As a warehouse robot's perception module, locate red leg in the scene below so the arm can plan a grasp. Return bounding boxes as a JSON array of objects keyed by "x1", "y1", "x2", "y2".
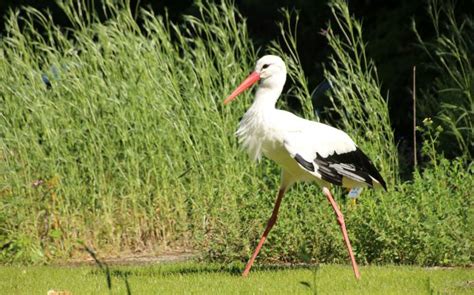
[
  {"x1": 323, "y1": 187, "x2": 361, "y2": 280},
  {"x1": 242, "y1": 188, "x2": 286, "y2": 277}
]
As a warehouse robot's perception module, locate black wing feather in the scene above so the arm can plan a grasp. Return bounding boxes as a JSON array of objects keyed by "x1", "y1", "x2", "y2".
[
  {"x1": 294, "y1": 154, "x2": 315, "y2": 172},
  {"x1": 295, "y1": 147, "x2": 387, "y2": 190},
  {"x1": 317, "y1": 147, "x2": 387, "y2": 190}
]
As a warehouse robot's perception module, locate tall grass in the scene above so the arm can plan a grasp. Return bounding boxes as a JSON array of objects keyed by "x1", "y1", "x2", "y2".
[
  {"x1": 0, "y1": 0, "x2": 472, "y2": 267},
  {"x1": 322, "y1": 0, "x2": 399, "y2": 185},
  {"x1": 413, "y1": 0, "x2": 473, "y2": 159},
  {"x1": 268, "y1": 9, "x2": 314, "y2": 119},
  {"x1": 1, "y1": 0, "x2": 262, "y2": 262}
]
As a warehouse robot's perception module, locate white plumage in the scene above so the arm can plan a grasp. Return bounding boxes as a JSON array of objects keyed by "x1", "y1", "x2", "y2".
[
  {"x1": 224, "y1": 55, "x2": 387, "y2": 280},
  {"x1": 230, "y1": 55, "x2": 385, "y2": 190}
]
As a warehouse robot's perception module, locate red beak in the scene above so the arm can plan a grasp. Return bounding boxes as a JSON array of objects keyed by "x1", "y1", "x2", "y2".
[{"x1": 224, "y1": 71, "x2": 261, "y2": 105}]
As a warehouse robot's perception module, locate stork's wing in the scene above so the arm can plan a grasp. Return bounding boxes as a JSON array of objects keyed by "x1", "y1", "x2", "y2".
[{"x1": 282, "y1": 118, "x2": 387, "y2": 190}]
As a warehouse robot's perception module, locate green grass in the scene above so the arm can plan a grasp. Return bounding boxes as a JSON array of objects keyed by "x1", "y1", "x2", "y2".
[
  {"x1": 323, "y1": 0, "x2": 399, "y2": 183},
  {"x1": 0, "y1": 0, "x2": 472, "y2": 267},
  {"x1": 0, "y1": 262, "x2": 473, "y2": 294},
  {"x1": 413, "y1": 0, "x2": 473, "y2": 159}
]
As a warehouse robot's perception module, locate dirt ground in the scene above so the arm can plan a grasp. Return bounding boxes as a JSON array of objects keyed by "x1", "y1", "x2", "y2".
[{"x1": 59, "y1": 251, "x2": 198, "y2": 267}]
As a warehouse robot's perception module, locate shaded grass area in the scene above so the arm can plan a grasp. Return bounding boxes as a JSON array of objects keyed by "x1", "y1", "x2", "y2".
[{"x1": 1, "y1": 262, "x2": 473, "y2": 294}]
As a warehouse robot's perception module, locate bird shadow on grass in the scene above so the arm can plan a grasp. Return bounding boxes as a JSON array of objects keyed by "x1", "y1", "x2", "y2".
[
  {"x1": 86, "y1": 257, "x2": 319, "y2": 279},
  {"x1": 84, "y1": 245, "x2": 321, "y2": 295}
]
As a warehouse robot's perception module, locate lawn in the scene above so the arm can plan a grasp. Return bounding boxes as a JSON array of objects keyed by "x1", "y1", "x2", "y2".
[{"x1": 1, "y1": 262, "x2": 472, "y2": 294}]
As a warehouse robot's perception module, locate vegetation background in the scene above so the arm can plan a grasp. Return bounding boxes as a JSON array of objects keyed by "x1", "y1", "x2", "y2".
[{"x1": 0, "y1": 0, "x2": 472, "y2": 268}]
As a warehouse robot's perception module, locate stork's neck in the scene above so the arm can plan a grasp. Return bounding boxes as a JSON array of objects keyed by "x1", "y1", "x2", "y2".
[
  {"x1": 237, "y1": 74, "x2": 285, "y2": 162},
  {"x1": 249, "y1": 75, "x2": 286, "y2": 112}
]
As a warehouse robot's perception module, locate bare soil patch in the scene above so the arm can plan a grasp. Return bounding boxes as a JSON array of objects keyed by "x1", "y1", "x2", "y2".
[{"x1": 57, "y1": 251, "x2": 198, "y2": 267}]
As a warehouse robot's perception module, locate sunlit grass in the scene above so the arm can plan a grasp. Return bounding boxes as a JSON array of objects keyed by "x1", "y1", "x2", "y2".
[{"x1": 1, "y1": 262, "x2": 473, "y2": 294}]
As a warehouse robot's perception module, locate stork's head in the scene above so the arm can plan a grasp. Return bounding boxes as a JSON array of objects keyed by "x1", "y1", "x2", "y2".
[
  {"x1": 224, "y1": 55, "x2": 287, "y2": 105},
  {"x1": 255, "y1": 55, "x2": 286, "y2": 80}
]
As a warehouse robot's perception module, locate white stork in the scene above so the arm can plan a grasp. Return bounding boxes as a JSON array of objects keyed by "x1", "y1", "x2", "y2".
[{"x1": 224, "y1": 55, "x2": 387, "y2": 280}]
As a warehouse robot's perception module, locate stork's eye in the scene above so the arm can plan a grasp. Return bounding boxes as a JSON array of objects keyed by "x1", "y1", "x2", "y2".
[{"x1": 262, "y1": 64, "x2": 270, "y2": 69}]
